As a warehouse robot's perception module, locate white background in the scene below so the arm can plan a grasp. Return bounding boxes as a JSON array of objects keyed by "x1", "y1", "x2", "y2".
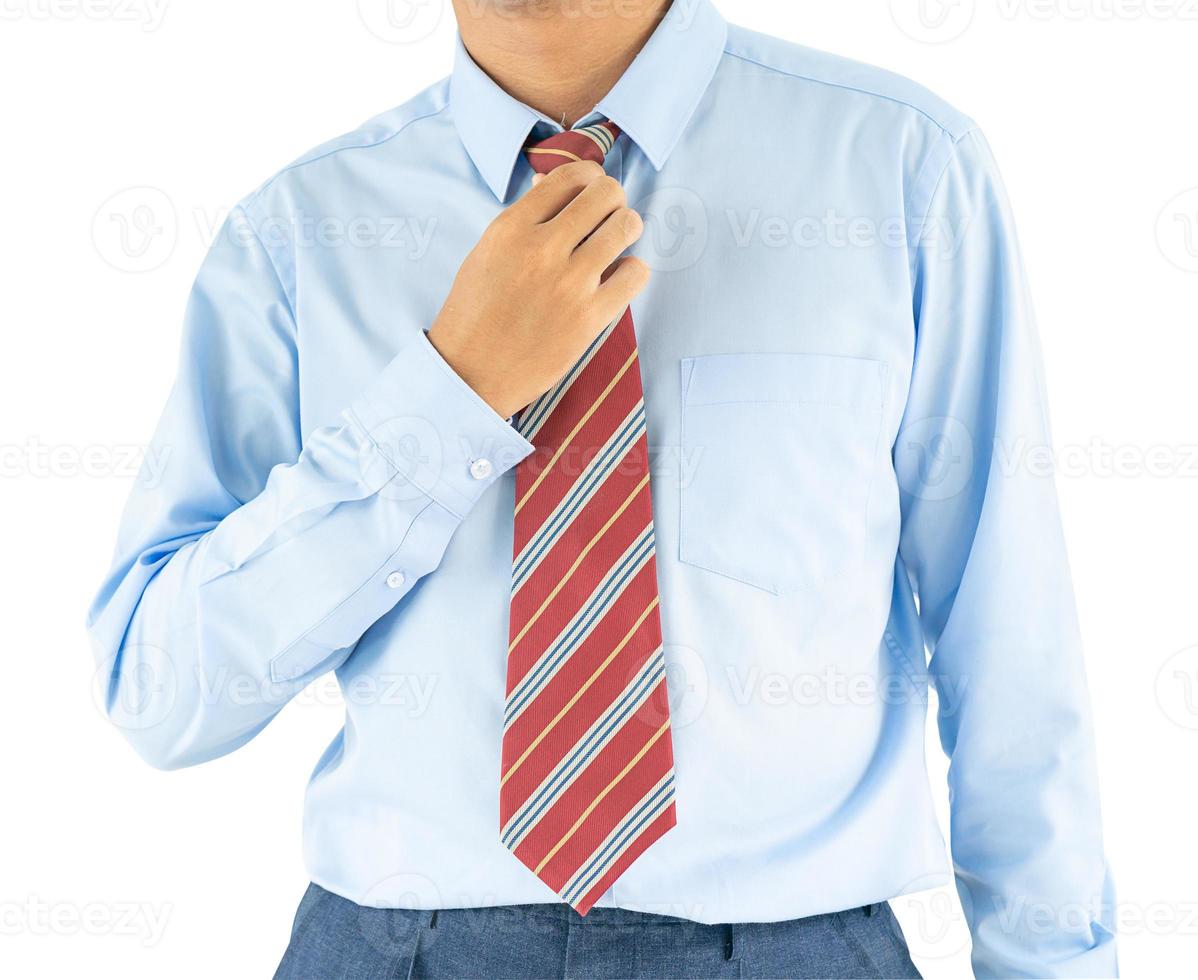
[{"x1": 1, "y1": 1, "x2": 1196, "y2": 977}]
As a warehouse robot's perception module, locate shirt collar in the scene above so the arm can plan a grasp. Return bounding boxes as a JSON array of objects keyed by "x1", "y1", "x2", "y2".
[{"x1": 450, "y1": 0, "x2": 727, "y2": 202}]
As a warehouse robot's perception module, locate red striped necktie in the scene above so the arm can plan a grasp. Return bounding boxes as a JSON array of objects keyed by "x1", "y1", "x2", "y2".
[{"x1": 500, "y1": 120, "x2": 676, "y2": 915}]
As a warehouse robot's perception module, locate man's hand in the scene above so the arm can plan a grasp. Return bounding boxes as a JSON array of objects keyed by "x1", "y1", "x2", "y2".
[{"x1": 427, "y1": 161, "x2": 650, "y2": 420}]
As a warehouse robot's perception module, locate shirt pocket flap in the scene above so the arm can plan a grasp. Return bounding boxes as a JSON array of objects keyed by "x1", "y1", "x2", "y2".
[{"x1": 683, "y1": 352, "x2": 886, "y2": 414}]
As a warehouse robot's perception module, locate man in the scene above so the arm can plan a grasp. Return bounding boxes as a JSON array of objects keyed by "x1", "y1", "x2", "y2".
[{"x1": 87, "y1": 0, "x2": 1117, "y2": 976}]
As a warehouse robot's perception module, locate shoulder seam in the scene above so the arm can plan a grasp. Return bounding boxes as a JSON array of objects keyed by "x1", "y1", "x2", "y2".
[
  {"x1": 233, "y1": 200, "x2": 298, "y2": 323},
  {"x1": 923, "y1": 125, "x2": 985, "y2": 209},
  {"x1": 907, "y1": 128, "x2": 983, "y2": 284},
  {"x1": 250, "y1": 97, "x2": 451, "y2": 201},
  {"x1": 722, "y1": 46, "x2": 968, "y2": 139}
]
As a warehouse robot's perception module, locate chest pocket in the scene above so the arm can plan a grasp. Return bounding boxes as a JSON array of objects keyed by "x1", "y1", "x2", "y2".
[{"x1": 679, "y1": 352, "x2": 886, "y2": 596}]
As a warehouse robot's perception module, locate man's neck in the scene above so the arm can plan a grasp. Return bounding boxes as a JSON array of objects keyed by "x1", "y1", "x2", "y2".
[{"x1": 452, "y1": 0, "x2": 671, "y2": 128}]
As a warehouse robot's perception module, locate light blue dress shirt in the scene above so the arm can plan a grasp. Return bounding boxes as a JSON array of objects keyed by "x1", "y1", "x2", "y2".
[{"x1": 87, "y1": 2, "x2": 1116, "y2": 975}]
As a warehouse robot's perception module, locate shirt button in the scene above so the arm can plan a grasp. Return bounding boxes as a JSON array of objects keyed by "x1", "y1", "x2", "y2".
[
  {"x1": 469, "y1": 458, "x2": 493, "y2": 480},
  {"x1": 385, "y1": 571, "x2": 406, "y2": 589}
]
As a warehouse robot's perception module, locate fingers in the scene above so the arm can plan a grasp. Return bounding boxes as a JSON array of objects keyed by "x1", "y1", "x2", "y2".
[
  {"x1": 549, "y1": 175, "x2": 626, "y2": 250},
  {"x1": 594, "y1": 256, "x2": 651, "y2": 321},
  {"x1": 510, "y1": 161, "x2": 606, "y2": 224},
  {"x1": 574, "y1": 206, "x2": 644, "y2": 274},
  {"x1": 498, "y1": 163, "x2": 650, "y2": 326}
]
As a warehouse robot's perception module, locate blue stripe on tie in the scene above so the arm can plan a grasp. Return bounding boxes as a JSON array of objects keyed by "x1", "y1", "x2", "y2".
[
  {"x1": 512, "y1": 405, "x2": 646, "y2": 587},
  {"x1": 512, "y1": 405, "x2": 645, "y2": 586},
  {"x1": 505, "y1": 526, "x2": 654, "y2": 725},
  {"x1": 562, "y1": 776, "x2": 674, "y2": 904},
  {"x1": 504, "y1": 528, "x2": 655, "y2": 726},
  {"x1": 518, "y1": 324, "x2": 612, "y2": 440},
  {"x1": 505, "y1": 527, "x2": 654, "y2": 726},
  {"x1": 562, "y1": 775, "x2": 675, "y2": 904},
  {"x1": 501, "y1": 649, "x2": 666, "y2": 848},
  {"x1": 501, "y1": 650, "x2": 665, "y2": 849},
  {"x1": 579, "y1": 124, "x2": 615, "y2": 152}
]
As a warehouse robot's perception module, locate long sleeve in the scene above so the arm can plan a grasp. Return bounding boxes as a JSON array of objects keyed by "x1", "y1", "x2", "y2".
[
  {"x1": 86, "y1": 201, "x2": 532, "y2": 771},
  {"x1": 895, "y1": 130, "x2": 1117, "y2": 977}
]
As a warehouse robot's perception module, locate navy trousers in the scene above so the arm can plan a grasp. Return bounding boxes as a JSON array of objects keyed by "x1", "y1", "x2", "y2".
[{"x1": 274, "y1": 884, "x2": 922, "y2": 979}]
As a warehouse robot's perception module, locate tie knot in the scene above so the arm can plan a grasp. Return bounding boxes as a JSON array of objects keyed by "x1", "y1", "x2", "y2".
[{"x1": 525, "y1": 120, "x2": 621, "y2": 175}]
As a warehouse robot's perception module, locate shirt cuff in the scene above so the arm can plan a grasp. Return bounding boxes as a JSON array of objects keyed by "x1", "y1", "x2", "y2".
[{"x1": 346, "y1": 331, "x2": 534, "y2": 517}]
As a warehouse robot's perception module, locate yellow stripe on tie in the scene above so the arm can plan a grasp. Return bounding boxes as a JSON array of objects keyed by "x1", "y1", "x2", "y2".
[
  {"x1": 527, "y1": 147, "x2": 583, "y2": 163},
  {"x1": 507, "y1": 478, "x2": 650, "y2": 655},
  {"x1": 515, "y1": 350, "x2": 638, "y2": 516},
  {"x1": 501, "y1": 598, "x2": 661, "y2": 785},
  {"x1": 533, "y1": 719, "x2": 672, "y2": 876}
]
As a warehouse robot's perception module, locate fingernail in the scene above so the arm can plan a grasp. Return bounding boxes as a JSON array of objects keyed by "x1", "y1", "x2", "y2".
[{"x1": 531, "y1": 174, "x2": 543, "y2": 185}]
